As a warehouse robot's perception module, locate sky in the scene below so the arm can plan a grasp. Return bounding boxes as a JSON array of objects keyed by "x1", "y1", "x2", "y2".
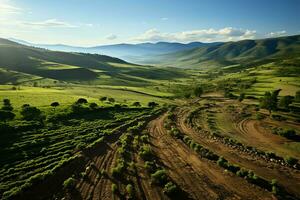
[{"x1": 0, "y1": 0, "x2": 299, "y2": 46}]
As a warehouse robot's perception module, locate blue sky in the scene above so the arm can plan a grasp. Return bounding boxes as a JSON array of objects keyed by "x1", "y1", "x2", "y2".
[{"x1": 0, "y1": 0, "x2": 299, "y2": 46}]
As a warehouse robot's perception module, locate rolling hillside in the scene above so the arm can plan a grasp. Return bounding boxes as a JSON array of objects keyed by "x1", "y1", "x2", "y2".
[
  {"x1": 9, "y1": 38, "x2": 221, "y2": 62},
  {"x1": 152, "y1": 35, "x2": 300, "y2": 69},
  {"x1": 0, "y1": 38, "x2": 186, "y2": 85}
]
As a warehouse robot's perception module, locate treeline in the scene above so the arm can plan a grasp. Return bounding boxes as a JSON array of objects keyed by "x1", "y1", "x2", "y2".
[{"x1": 0, "y1": 97, "x2": 159, "y2": 125}]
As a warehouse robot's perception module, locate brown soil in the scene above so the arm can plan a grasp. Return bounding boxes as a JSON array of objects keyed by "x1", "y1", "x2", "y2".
[
  {"x1": 146, "y1": 114, "x2": 274, "y2": 200},
  {"x1": 61, "y1": 97, "x2": 300, "y2": 200}
]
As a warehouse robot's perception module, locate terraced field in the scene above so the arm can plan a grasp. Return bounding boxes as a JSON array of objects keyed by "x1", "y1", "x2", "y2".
[
  {"x1": 0, "y1": 105, "x2": 163, "y2": 199},
  {"x1": 1, "y1": 83, "x2": 300, "y2": 200}
]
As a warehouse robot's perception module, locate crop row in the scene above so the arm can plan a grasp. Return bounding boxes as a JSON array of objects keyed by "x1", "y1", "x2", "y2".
[
  {"x1": 165, "y1": 112, "x2": 297, "y2": 199},
  {"x1": 0, "y1": 108, "x2": 159, "y2": 199}
]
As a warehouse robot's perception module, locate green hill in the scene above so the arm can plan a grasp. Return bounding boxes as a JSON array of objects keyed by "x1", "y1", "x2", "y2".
[
  {"x1": 0, "y1": 38, "x2": 186, "y2": 85},
  {"x1": 154, "y1": 35, "x2": 300, "y2": 69}
]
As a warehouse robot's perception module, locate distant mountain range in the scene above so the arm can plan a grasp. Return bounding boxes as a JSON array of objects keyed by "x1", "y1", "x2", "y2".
[
  {"x1": 1, "y1": 34, "x2": 299, "y2": 83},
  {"x1": 150, "y1": 34, "x2": 300, "y2": 68},
  {"x1": 8, "y1": 38, "x2": 222, "y2": 62}
]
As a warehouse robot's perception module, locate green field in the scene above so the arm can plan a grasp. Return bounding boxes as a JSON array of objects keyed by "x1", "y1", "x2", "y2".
[{"x1": 0, "y1": 85, "x2": 173, "y2": 110}]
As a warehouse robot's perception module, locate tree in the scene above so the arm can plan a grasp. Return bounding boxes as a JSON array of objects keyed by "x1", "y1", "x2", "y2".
[
  {"x1": 100, "y1": 97, "x2": 107, "y2": 102},
  {"x1": 238, "y1": 93, "x2": 245, "y2": 102},
  {"x1": 20, "y1": 105, "x2": 43, "y2": 121},
  {"x1": 89, "y1": 102, "x2": 98, "y2": 110},
  {"x1": 22, "y1": 104, "x2": 30, "y2": 108},
  {"x1": 1, "y1": 99, "x2": 13, "y2": 111},
  {"x1": 108, "y1": 98, "x2": 115, "y2": 103},
  {"x1": 260, "y1": 92, "x2": 273, "y2": 114},
  {"x1": 184, "y1": 93, "x2": 191, "y2": 99},
  {"x1": 0, "y1": 110, "x2": 15, "y2": 122},
  {"x1": 50, "y1": 102, "x2": 60, "y2": 108},
  {"x1": 260, "y1": 89, "x2": 281, "y2": 114},
  {"x1": 279, "y1": 95, "x2": 294, "y2": 109},
  {"x1": 76, "y1": 98, "x2": 88, "y2": 104},
  {"x1": 194, "y1": 86, "x2": 203, "y2": 97},
  {"x1": 132, "y1": 102, "x2": 141, "y2": 107},
  {"x1": 271, "y1": 89, "x2": 281, "y2": 110},
  {"x1": 295, "y1": 90, "x2": 300, "y2": 102},
  {"x1": 148, "y1": 102, "x2": 159, "y2": 108}
]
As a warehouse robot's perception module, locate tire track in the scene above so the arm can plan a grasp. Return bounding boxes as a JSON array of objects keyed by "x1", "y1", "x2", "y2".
[
  {"x1": 147, "y1": 114, "x2": 273, "y2": 200},
  {"x1": 179, "y1": 106, "x2": 300, "y2": 198}
]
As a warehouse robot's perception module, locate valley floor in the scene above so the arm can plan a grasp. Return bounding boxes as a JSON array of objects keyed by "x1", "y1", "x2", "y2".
[{"x1": 61, "y1": 96, "x2": 300, "y2": 200}]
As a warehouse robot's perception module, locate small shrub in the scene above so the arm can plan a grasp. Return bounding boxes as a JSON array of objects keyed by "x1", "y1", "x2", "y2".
[
  {"x1": 100, "y1": 96, "x2": 107, "y2": 101},
  {"x1": 100, "y1": 169, "x2": 106, "y2": 177},
  {"x1": 271, "y1": 179, "x2": 279, "y2": 194},
  {"x1": 132, "y1": 102, "x2": 141, "y2": 107},
  {"x1": 148, "y1": 101, "x2": 159, "y2": 108},
  {"x1": 63, "y1": 177, "x2": 76, "y2": 190},
  {"x1": 163, "y1": 181, "x2": 178, "y2": 196},
  {"x1": 111, "y1": 159, "x2": 126, "y2": 178},
  {"x1": 284, "y1": 156, "x2": 298, "y2": 166},
  {"x1": 217, "y1": 157, "x2": 228, "y2": 168},
  {"x1": 111, "y1": 183, "x2": 118, "y2": 194},
  {"x1": 144, "y1": 161, "x2": 156, "y2": 173},
  {"x1": 256, "y1": 113, "x2": 265, "y2": 120},
  {"x1": 140, "y1": 135, "x2": 149, "y2": 143},
  {"x1": 126, "y1": 184, "x2": 134, "y2": 198},
  {"x1": 139, "y1": 145, "x2": 153, "y2": 161},
  {"x1": 236, "y1": 168, "x2": 249, "y2": 177},
  {"x1": 280, "y1": 129, "x2": 296, "y2": 139},
  {"x1": 151, "y1": 169, "x2": 168, "y2": 185},
  {"x1": 272, "y1": 114, "x2": 287, "y2": 121}
]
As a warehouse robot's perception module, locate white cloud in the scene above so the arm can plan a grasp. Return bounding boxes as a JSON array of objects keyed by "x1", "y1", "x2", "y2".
[
  {"x1": 21, "y1": 19, "x2": 77, "y2": 28},
  {"x1": 266, "y1": 30, "x2": 287, "y2": 37},
  {"x1": 106, "y1": 34, "x2": 117, "y2": 40},
  {"x1": 0, "y1": 0, "x2": 21, "y2": 15},
  {"x1": 132, "y1": 27, "x2": 257, "y2": 43},
  {"x1": 161, "y1": 17, "x2": 168, "y2": 21}
]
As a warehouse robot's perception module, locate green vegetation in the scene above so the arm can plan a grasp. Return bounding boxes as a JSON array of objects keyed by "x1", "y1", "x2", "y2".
[
  {"x1": 111, "y1": 183, "x2": 118, "y2": 194},
  {"x1": 194, "y1": 86, "x2": 203, "y2": 97},
  {"x1": 126, "y1": 184, "x2": 134, "y2": 198},
  {"x1": 260, "y1": 89, "x2": 281, "y2": 114},
  {"x1": 279, "y1": 95, "x2": 294, "y2": 109},
  {"x1": 152, "y1": 35, "x2": 300, "y2": 69},
  {"x1": 20, "y1": 104, "x2": 44, "y2": 121},
  {"x1": 272, "y1": 128, "x2": 297, "y2": 139},
  {"x1": 0, "y1": 96, "x2": 161, "y2": 199},
  {"x1": 63, "y1": 177, "x2": 76, "y2": 190},
  {"x1": 0, "y1": 99, "x2": 15, "y2": 122},
  {"x1": 284, "y1": 156, "x2": 298, "y2": 166},
  {"x1": 0, "y1": 34, "x2": 300, "y2": 200},
  {"x1": 163, "y1": 181, "x2": 178, "y2": 196},
  {"x1": 151, "y1": 169, "x2": 168, "y2": 185}
]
